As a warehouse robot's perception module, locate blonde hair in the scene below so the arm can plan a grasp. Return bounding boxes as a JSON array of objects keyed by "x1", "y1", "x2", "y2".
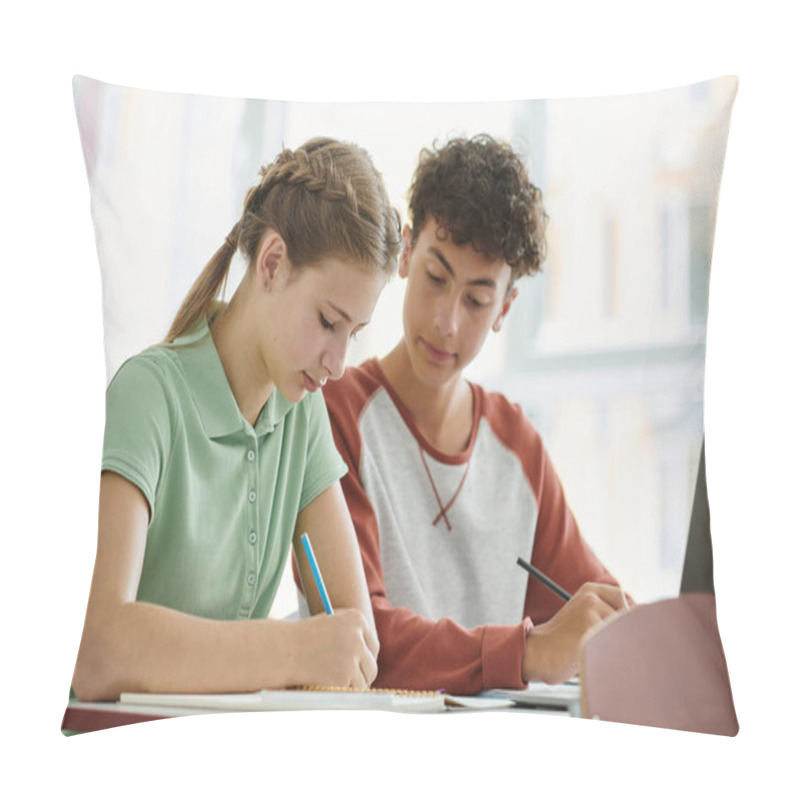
[{"x1": 166, "y1": 137, "x2": 401, "y2": 342}]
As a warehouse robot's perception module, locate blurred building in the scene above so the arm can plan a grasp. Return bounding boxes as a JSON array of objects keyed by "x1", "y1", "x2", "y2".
[{"x1": 483, "y1": 81, "x2": 733, "y2": 600}]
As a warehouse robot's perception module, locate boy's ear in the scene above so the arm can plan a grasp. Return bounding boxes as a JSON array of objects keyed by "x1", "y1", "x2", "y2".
[
  {"x1": 398, "y1": 225, "x2": 413, "y2": 279},
  {"x1": 256, "y1": 232, "x2": 289, "y2": 287},
  {"x1": 492, "y1": 286, "x2": 518, "y2": 332}
]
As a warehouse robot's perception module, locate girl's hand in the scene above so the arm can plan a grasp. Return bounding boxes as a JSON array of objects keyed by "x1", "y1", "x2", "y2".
[{"x1": 288, "y1": 608, "x2": 379, "y2": 689}]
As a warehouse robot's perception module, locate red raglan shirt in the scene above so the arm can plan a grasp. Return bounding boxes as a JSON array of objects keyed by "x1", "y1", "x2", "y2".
[{"x1": 302, "y1": 358, "x2": 613, "y2": 695}]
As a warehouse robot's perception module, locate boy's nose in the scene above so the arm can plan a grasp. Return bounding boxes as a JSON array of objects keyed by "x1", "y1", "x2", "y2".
[{"x1": 435, "y1": 295, "x2": 459, "y2": 337}]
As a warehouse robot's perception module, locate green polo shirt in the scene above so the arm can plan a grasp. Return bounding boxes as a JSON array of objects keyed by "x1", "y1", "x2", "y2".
[{"x1": 101, "y1": 318, "x2": 347, "y2": 621}]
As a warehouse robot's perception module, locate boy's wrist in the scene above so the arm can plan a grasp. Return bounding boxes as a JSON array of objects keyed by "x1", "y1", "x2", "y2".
[{"x1": 521, "y1": 619, "x2": 537, "y2": 684}]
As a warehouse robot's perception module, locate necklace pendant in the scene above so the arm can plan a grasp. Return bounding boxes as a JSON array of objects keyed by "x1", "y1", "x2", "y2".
[{"x1": 419, "y1": 445, "x2": 470, "y2": 533}]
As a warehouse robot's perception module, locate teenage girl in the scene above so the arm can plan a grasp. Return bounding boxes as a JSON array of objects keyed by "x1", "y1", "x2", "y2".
[{"x1": 71, "y1": 137, "x2": 401, "y2": 701}]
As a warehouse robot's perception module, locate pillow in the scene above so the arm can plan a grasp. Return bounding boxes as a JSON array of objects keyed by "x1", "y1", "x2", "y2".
[{"x1": 68, "y1": 74, "x2": 738, "y2": 735}]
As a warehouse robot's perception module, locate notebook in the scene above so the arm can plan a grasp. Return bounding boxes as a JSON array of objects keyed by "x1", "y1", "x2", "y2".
[
  {"x1": 481, "y1": 680, "x2": 582, "y2": 716},
  {"x1": 118, "y1": 686, "x2": 513, "y2": 714}
]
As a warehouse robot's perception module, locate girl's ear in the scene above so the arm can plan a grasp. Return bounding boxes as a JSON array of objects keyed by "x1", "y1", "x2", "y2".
[
  {"x1": 398, "y1": 225, "x2": 413, "y2": 279},
  {"x1": 492, "y1": 286, "x2": 518, "y2": 332},
  {"x1": 256, "y1": 232, "x2": 289, "y2": 287}
]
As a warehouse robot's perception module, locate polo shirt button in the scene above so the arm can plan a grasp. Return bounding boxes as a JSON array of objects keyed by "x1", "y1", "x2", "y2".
[
  {"x1": 248, "y1": 531, "x2": 257, "y2": 545},
  {"x1": 247, "y1": 572, "x2": 256, "y2": 586},
  {"x1": 248, "y1": 490, "x2": 256, "y2": 503},
  {"x1": 247, "y1": 450, "x2": 255, "y2": 462}
]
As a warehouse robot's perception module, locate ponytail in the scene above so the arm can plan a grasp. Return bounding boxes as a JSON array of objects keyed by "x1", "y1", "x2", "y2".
[{"x1": 165, "y1": 222, "x2": 240, "y2": 342}]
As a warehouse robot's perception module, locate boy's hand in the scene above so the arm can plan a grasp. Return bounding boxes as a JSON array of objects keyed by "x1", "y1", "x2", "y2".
[{"x1": 522, "y1": 583, "x2": 631, "y2": 685}]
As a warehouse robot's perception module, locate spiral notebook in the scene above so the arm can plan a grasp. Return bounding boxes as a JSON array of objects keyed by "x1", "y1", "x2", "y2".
[{"x1": 118, "y1": 686, "x2": 513, "y2": 714}]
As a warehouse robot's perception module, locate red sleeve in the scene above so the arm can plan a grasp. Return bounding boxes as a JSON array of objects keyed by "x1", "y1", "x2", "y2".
[
  {"x1": 316, "y1": 365, "x2": 530, "y2": 695},
  {"x1": 483, "y1": 391, "x2": 615, "y2": 625}
]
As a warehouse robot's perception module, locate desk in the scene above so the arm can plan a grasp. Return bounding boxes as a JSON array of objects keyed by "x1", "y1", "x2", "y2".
[{"x1": 62, "y1": 701, "x2": 212, "y2": 734}]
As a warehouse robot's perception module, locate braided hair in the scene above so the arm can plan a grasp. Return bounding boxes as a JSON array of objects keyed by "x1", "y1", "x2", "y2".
[{"x1": 166, "y1": 137, "x2": 401, "y2": 342}]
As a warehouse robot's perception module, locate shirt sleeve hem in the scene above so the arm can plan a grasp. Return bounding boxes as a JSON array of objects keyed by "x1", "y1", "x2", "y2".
[
  {"x1": 101, "y1": 458, "x2": 155, "y2": 518},
  {"x1": 480, "y1": 621, "x2": 531, "y2": 690},
  {"x1": 298, "y1": 461, "x2": 348, "y2": 512}
]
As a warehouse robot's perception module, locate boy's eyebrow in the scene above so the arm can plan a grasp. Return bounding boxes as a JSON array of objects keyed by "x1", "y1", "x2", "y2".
[{"x1": 429, "y1": 246, "x2": 498, "y2": 289}]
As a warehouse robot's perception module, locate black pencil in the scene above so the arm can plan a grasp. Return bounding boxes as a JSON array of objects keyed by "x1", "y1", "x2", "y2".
[{"x1": 516, "y1": 557, "x2": 572, "y2": 602}]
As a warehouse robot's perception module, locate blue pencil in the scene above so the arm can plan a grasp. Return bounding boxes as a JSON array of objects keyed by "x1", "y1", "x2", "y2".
[{"x1": 301, "y1": 533, "x2": 333, "y2": 615}]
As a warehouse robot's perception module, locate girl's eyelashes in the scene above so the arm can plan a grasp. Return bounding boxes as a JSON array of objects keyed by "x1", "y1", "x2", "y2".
[{"x1": 321, "y1": 312, "x2": 364, "y2": 340}]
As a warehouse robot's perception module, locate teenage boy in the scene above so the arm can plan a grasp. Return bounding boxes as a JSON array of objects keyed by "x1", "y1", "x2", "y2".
[{"x1": 316, "y1": 135, "x2": 630, "y2": 694}]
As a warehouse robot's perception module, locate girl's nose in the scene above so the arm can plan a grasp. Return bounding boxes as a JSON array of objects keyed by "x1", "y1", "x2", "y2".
[{"x1": 322, "y1": 338, "x2": 347, "y2": 381}]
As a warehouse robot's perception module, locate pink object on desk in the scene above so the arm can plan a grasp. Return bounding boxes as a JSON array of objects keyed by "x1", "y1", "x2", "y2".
[{"x1": 580, "y1": 592, "x2": 738, "y2": 736}]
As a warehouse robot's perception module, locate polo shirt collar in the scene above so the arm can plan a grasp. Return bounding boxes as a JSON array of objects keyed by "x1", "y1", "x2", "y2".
[{"x1": 174, "y1": 316, "x2": 293, "y2": 439}]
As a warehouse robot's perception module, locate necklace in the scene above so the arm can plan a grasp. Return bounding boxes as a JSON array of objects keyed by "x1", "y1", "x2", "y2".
[{"x1": 419, "y1": 444, "x2": 471, "y2": 532}]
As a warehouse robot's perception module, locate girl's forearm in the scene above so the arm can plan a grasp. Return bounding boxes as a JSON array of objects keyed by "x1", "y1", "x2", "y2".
[{"x1": 72, "y1": 602, "x2": 296, "y2": 701}]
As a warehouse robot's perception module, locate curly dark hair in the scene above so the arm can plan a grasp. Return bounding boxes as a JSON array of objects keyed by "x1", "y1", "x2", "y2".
[{"x1": 407, "y1": 134, "x2": 547, "y2": 285}]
